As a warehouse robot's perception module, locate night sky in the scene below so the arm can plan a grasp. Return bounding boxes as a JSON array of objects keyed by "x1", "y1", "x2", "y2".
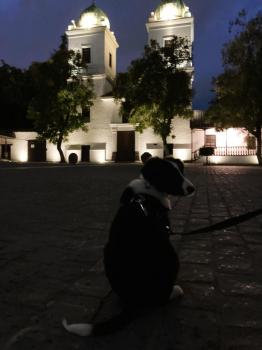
[{"x1": 0, "y1": 0, "x2": 261, "y2": 109}]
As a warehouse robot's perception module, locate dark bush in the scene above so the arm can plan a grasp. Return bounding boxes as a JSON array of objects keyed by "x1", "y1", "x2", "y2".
[{"x1": 199, "y1": 147, "x2": 214, "y2": 156}]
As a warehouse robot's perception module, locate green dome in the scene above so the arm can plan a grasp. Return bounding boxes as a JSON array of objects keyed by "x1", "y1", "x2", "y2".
[
  {"x1": 154, "y1": 0, "x2": 191, "y2": 20},
  {"x1": 77, "y1": 3, "x2": 110, "y2": 29}
]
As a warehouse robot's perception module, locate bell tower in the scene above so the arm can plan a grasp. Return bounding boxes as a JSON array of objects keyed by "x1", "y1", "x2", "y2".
[
  {"x1": 66, "y1": 3, "x2": 119, "y2": 97},
  {"x1": 146, "y1": 0, "x2": 194, "y2": 74},
  {"x1": 145, "y1": 0, "x2": 194, "y2": 161}
]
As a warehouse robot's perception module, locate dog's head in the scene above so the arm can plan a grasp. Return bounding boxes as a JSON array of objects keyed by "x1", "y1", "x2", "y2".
[{"x1": 141, "y1": 157, "x2": 195, "y2": 196}]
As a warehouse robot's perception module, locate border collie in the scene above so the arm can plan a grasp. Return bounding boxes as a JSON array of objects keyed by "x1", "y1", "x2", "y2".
[{"x1": 63, "y1": 157, "x2": 195, "y2": 336}]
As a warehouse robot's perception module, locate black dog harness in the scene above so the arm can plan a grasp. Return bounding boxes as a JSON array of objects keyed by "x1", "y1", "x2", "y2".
[{"x1": 127, "y1": 193, "x2": 174, "y2": 237}]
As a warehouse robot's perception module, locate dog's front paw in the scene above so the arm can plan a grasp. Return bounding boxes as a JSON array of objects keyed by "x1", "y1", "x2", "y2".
[
  {"x1": 169, "y1": 285, "x2": 184, "y2": 300},
  {"x1": 62, "y1": 318, "x2": 93, "y2": 336}
]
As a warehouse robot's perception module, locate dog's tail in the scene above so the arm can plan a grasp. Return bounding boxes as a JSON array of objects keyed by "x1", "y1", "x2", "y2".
[{"x1": 62, "y1": 310, "x2": 139, "y2": 337}]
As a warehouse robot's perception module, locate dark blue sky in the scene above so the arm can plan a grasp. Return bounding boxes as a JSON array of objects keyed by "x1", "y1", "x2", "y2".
[{"x1": 0, "y1": 0, "x2": 261, "y2": 109}]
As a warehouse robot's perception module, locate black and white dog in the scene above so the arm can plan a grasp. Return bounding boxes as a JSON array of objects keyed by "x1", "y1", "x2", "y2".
[{"x1": 63, "y1": 157, "x2": 195, "y2": 336}]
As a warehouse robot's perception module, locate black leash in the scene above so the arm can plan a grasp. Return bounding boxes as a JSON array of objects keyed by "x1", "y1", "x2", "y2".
[{"x1": 180, "y1": 208, "x2": 262, "y2": 236}]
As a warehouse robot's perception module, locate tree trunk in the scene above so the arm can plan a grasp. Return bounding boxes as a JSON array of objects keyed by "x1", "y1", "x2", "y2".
[
  {"x1": 161, "y1": 135, "x2": 169, "y2": 157},
  {"x1": 255, "y1": 125, "x2": 262, "y2": 166},
  {"x1": 57, "y1": 134, "x2": 66, "y2": 163}
]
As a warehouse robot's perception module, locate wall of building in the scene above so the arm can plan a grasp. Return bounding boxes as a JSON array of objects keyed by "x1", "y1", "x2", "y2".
[
  {"x1": 57, "y1": 97, "x2": 121, "y2": 162},
  {"x1": 91, "y1": 75, "x2": 112, "y2": 97},
  {"x1": 192, "y1": 129, "x2": 204, "y2": 153},
  {"x1": 11, "y1": 132, "x2": 38, "y2": 162},
  {"x1": 46, "y1": 143, "x2": 62, "y2": 162},
  {"x1": 67, "y1": 28, "x2": 105, "y2": 75},
  {"x1": 67, "y1": 27, "x2": 118, "y2": 97},
  {"x1": 104, "y1": 29, "x2": 118, "y2": 80},
  {"x1": 172, "y1": 117, "x2": 192, "y2": 160},
  {"x1": 136, "y1": 128, "x2": 164, "y2": 158},
  {"x1": 147, "y1": 17, "x2": 193, "y2": 47},
  {"x1": 134, "y1": 117, "x2": 192, "y2": 161},
  {"x1": 205, "y1": 128, "x2": 249, "y2": 147}
]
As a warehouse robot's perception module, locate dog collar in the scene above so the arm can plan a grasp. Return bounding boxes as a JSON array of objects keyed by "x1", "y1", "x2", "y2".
[{"x1": 127, "y1": 178, "x2": 172, "y2": 210}]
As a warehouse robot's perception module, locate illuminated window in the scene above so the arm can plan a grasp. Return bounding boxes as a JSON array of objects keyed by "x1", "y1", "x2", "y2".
[
  {"x1": 82, "y1": 47, "x2": 91, "y2": 64},
  {"x1": 205, "y1": 135, "x2": 216, "y2": 147}
]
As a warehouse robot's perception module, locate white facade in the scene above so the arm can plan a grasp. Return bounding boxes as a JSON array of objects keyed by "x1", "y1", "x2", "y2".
[
  {"x1": 145, "y1": 0, "x2": 194, "y2": 161},
  {"x1": 59, "y1": 1, "x2": 194, "y2": 163},
  {"x1": 2, "y1": 1, "x2": 258, "y2": 165},
  {"x1": 66, "y1": 26, "x2": 118, "y2": 96},
  {"x1": 192, "y1": 126, "x2": 259, "y2": 165}
]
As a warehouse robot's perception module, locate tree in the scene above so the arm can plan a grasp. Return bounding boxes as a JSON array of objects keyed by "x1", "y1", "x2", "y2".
[
  {"x1": 28, "y1": 36, "x2": 95, "y2": 162},
  {"x1": 0, "y1": 60, "x2": 34, "y2": 131},
  {"x1": 114, "y1": 38, "x2": 193, "y2": 156},
  {"x1": 206, "y1": 11, "x2": 262, "y2": 165}
]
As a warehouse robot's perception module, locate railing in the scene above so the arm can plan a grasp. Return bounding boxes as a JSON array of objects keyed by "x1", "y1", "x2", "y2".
[
  {"x1": 214, "y1": 147, "x2": 257, "y2": 156},
  {"x1": 193, "y1": 146, "x2": 258, "y2": 160}
]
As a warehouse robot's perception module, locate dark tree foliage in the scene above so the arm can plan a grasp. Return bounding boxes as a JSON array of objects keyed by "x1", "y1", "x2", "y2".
[
  {"x1": 0, "y1": 60, "x2": 34, "y2": 131},
  {"x1": 114, "y1": 38, "x2": 193, "y2": 156},
  {"x1": 206, "y1": 10, "x2": 262, "y2": 165},
  {"x1": 28, "y1": 36, "x2": 95, "y2": 162}
]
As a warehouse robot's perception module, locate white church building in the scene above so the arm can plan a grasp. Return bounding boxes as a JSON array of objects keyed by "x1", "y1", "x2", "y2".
[{"x1": 0, "y1": 0, "x2": 259, "y2": 165}]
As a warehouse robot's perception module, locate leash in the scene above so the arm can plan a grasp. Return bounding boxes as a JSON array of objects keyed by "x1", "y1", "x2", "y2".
[
  {"x1": 130, "y1": 193, "x2": 262, "y2": 236},
  {"x1": 180, "y1": 208, "x2": 262, "y2": 236}
]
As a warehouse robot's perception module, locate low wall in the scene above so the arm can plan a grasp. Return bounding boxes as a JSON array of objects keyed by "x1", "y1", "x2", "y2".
[{"x1": 206, "y1": 155, "x2": 258, "y2": 165}]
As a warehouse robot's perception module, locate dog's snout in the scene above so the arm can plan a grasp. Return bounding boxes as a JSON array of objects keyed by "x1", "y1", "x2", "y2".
[{"x1": 186, "y1": 185, "x2": 195, "y2": 195}]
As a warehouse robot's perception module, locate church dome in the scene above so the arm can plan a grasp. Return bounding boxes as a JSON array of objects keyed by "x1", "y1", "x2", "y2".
[
  {"x1": 153, "y1": 0, "x2": 191, "y2": 21},
  {"x1": 77, "y1": 3, "x2": 110, "y2": 29}
]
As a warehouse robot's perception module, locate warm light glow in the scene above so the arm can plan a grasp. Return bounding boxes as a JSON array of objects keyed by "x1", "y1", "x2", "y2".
[
  {"x1": 159, "y1": 3, "x2": 180, "y2": 20},
  {"x1": 79, "y1": 13, "x2": 110, "y2": 29},
  {"x1": 206, "y1": 128, "x2": 248, "y2": 147},
  {"x1": 184, "y1": 6, "x2": 191, "y2": 17},
  {"x1": 47, "y1": 143, "x2": 61, "y2": 162},
  {"x1": 148, "y1": 149, "x2": 164, "y2": 158},
  {"x1": 154, "y1": 2, "x2": 191, "y2": 21},
  {"x1": 17, "y1": 150, "x2": 28, "y2": 162},
  {"x1": 90, "y1": 150, "x2": 106, "y2": 163},
  {"x1": 225, "y1": 128, "x2": 247, "y2": 146},
  {"x1": 209, "y1": 156, "x2": 258, "y2": 165},
  {"x1": 79, "y1": 13, "x2": 97, "y2": 28},
  {"x1": 173, "y1": 149, "x2": 190, "y2": 161},
  {"x1": 48, "y1": 152, "x2": 61, "y2": 162}
]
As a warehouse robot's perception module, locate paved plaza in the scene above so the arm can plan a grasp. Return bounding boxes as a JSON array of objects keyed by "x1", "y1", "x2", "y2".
[{"x1": 1, "y1": 162, "x2": 262, "y2": 349}]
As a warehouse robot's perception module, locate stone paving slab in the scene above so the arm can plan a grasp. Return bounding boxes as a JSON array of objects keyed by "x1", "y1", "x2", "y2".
[{"x1": 1, "y1": 163, "x2": 262, "y2": 349}]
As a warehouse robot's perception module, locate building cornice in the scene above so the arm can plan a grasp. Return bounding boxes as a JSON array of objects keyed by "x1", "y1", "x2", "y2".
[
  {"x1": 66, "y1": 26, "x2": 119, "y2": 48},
  {"x1": 146, "y1": 16, "x2": 194, "y2": 32}
]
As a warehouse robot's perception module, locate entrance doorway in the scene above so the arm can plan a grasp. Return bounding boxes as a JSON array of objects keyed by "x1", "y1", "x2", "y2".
[
  {"x1": 28, "y1": 140, "x2": 46, "y2": 162},
  {"x1": 81, "y1": 145, "x2": 90, "y2": 162},
  {"x1": 116, "y1": 131, "x2": 135, "y2": 162},
  {"x1": 1, "y1": 144, "x2": 11, "y2": 160}
]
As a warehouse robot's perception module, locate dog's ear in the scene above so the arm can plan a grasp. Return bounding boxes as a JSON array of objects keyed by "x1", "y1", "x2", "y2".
[
  {"x1": 141, "y1": 157, "x2": 194, "y2": 196},
  {"x1": 165, "y1": 157, "x2": 184, "y2": 174},
  {"x1": 141, "y1": 157, "x2": 180, "y2": 193}
]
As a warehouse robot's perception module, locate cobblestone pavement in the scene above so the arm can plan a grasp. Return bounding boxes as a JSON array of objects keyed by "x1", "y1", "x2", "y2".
[{"x1": 1, "y1": 162, "x2": 262, "y2": 350}]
